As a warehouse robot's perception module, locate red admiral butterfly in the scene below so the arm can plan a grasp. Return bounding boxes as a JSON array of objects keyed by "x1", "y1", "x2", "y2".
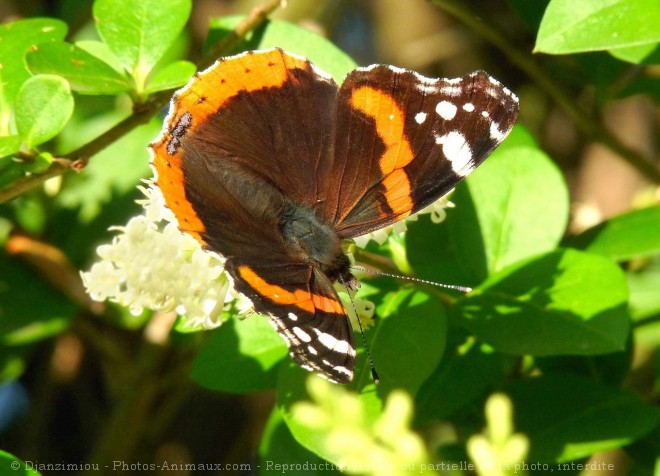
[{"x1": 150, "y1": 48, "x2": 519, "y2": 383}]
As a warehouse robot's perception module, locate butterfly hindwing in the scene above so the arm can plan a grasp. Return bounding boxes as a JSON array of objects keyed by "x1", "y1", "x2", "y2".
[{"x1": 228, "y1": 262, "x2": 356, "y2": 384}]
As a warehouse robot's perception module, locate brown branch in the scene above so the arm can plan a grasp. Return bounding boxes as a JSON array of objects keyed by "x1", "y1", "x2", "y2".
[
  {"x1": 431, "y1": 0, "x2": 660, "y2": 183},
  {"x1": 201, "y1": 0, "x2": 285, "y2": 69},
  {"x1": 0, "y1": 0, "x2": 285, "y2": 203}
]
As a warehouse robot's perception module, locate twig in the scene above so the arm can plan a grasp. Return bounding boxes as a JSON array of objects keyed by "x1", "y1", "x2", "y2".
[
  {"x1": 0, "y1": 158, "x2": 71, "y2": 202},
  {"x1": 431, "y1": 0, "x2": 660, "y2": 183},
  {"x1": 0, "y1": 0, "x2": 285, "y2": 203},
  {"x1": 201, "y1": 0, "x2": 285, "y2": 69}
]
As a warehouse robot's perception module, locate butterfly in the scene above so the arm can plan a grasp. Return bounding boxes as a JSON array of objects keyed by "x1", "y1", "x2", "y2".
[{"x1": 150, "y1": 48, "x2": 519, "y2": 383}]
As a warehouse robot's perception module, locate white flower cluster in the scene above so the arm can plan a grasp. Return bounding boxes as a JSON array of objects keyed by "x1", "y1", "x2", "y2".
[{"x1": 81, "y1": 184, "x2": 235, "y2": 329}]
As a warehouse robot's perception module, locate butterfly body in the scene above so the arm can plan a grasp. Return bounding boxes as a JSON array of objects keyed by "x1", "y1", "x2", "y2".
[{"x1": 150, "y1": 48, "x2": 519, "y2": 383}]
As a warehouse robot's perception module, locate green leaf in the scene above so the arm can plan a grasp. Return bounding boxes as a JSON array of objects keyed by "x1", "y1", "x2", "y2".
[
  {"x1": 0, "y1": 450, "x2": 41, "y2": 475},
  {"x1": 26, "y1": 41, "x2": 132, "y2": 94},
  {"x1": 208, "y1": 16, "x2": 357, "y2": 82},
  {"x1": 144, "y1": 60, "x2": 196, "y2": 94},
  {"x1": 566, "y1": 206, "x2": 660, "y2": 261},
  {"x1": 536, "y1": 342, "x2": 632, "y2": 388},
  {"x1": 628, "y1": 258, "x2": 660, "y2": 321},
  {"x1": 191, "y1": 314, "x2": 288, "y2": 393},
  {"x1": 76, "y1": 40, "x2": 127, "y2": 75},
  {"x1": 0, "y1": 136, "x2": 21, "y2": 158},
  {"x1": 502, "y1": 124, "x2": 539, "y2": 148},
  {"x1": 0, "y1": 251, "x2": 74, "y2": 346},
  {"x1": 507, "y1": 0, "x2": 549, "y2": 31},
  {"x1": 367, "y1": 286, "x2": 447, "y2": 392},
  {"x1": 23, "y1": 152, "x2": 53, "y2": 174},
  {"x1": 454, "y1": 248, "x2": 630, "y2": 356},
  {"x1": 0, "y1": 347, "x2": 29, "y2": 381},
  {"x1": 415, "y1": 337, "x2": 516, "y2": 423},
  {"x1": 0, "y1": 18, "x2": 67, "y2": 133},
  {"x1": 507, "y1": 373, "x2": 660, "y2": 462},
  {"x1": 616, "y1": 76, "x2": 660, "y2": 102},
  {"x1": 536, "y1": 0, "x2": 660, "y2": 54},
  {"x1": 467, "y1": 146, "x2": 568, "y2": 274},
  {"x1": 625, "y1": 425, "x2": 660, "y2": 474},
  {"x1": 12, "y1": 195, "x2": 47, "y2": 235},
  {"x1": 609, "y1": 43, "x2": 660, "y2": 65},
  {"x1": 14, "y1": 74, "x2": 74, "y2": 148},
  {"x1": 258, "y1": 408, "x2": 335, "y2": 475},
  {"x1": 408, "y1": 143, "x2": 568, "y2": 286},
  {"x1": 0, "y1": 162, "x2": 24, "y2": 189},
  {"x1": 93, "y1": 0, "x2": 192, "y2": 90}
]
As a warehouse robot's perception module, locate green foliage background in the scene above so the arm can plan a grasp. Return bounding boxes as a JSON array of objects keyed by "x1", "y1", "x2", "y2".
[{"x1": 0, "y1": 0, "x2": 659, "y2": 474}]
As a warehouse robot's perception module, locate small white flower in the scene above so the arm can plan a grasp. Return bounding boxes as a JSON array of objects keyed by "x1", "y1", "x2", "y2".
[
  {"x1": 136, "y1": 181, "x2": 177, "y2": 224},
  {"x1": 81, "y1": 261, "x2": 123, "y2": 301},
  {"x1": 418, "y1": 195, "x2": 455, "y2": 223}
]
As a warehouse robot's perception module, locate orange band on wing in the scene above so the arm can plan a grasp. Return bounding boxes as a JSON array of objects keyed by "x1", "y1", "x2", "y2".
[
  {"x1": 238, "y1": 265, "x2": 344, "y2": 315},
  {"x1": 349, "y1": 86, "x2": 415, "y2": 217},
  {"x1": 150, "y1": 49, "x2": 312, "y2": 246}
]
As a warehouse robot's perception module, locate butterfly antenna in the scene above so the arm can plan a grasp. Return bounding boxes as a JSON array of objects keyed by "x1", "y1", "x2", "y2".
[
  {"x1": 351, "y1": 266, "x2": 473, "y2": 293},
  {"x1": 339, "y1": 276, "x2": 380, "y2": 384}
]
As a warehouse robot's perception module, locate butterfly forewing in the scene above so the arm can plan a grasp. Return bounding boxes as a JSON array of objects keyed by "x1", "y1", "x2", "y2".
[{"x1": 326, "y1": 65, "x2": 519, "y2": 238}]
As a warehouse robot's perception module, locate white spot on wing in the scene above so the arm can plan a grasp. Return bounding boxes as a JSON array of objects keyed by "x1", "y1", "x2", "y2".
[
  {"x1": 490, "y1": 121, "x2": 506, "y2": 141},
  {"x1": 415, "y1": 112, "x2": 427, "y2": 124},
  {"x1": 314, "y1": 330, "x2": 354, "y2": 356},
  {"x1": 435, "y1": 131, "x2": 474, "y2": 177},
  {"x1": 440, "y1": 85, "x2": 462, "y2": 96},
  {"x1": 412, "y1": 71, "x2": 434, "y2": 84},
  {"x1": 287, "y1": 312, "x2": 298, "y2": 321},
  {"x1": 293, "y1": 327, "x2": 312, "y2": 343},
  {"x1": 355, "y1": 64, "x2": 379, "y2": 72},
  {"x1": 412, "y1": 71, "x2": 441, "y2": 93},
  {"x1": 436, "y1": 101, "x2": 457, "y2": 120},
  {"x1": 333, "y1": 366, "x2": 352, "y2": 377},
  {"x1": 415, "y1": 82, "x2": 439, "y2": 95},
  {"x1": 463, "y1": 102, "x2": 475, "y2": 112},
  {"x1": 386, "y1": 65, "x2": 408, "y2": 75}
]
